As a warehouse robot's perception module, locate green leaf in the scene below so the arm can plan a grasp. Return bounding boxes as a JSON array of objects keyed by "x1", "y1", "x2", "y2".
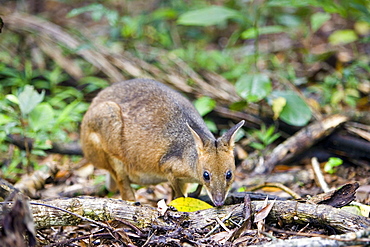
[
  {"x1": 67, "y1": 3, "x2": 105, "y2": 18},
  {"x1": 266, "y1": 133, "x2": 280, "y2": 145},
  {"x1": 105, "y1": 10, "x2": 119, "y2": 26},
  {"x1": 29, "y1": 103, "x2": 54, "y2": 131},
  {"x1": 31, "y1": 149, "x2": 47, "y2": 156},
  {"x1": 55, "y1": 100, "x2": 80, "y2": 124},
  {"x1": 241, "y1": 25, "x2": 285, "y2": 39},
  {"x1": 315, "y1": 2, "x2": 347, "y2": 16},
  {"x1": 351, "y1": 3, "x2": 370, "y2": 24},
  {"x1": 249, "y1": 142, "x2": 265, "y2": 150},
  {"x1": 18, "y1": 85, "x2": 45, "y2": 116},
  {"x1": 324, "y1": 157, "x2": 343, "y2": 174},
  {"x1": 235, "y1": 74, "x2": 272, "y2": 102},
  {"x1": 0, "y1": 114, "x2": 12, "y2": 125},
  {"x1": 328, "y1": 30, "x2": 358, "y2": 45},
  {"x1": 345, "y1": 88, "x2": 360, "y2": 98},
  {"x1": 5, "y1": 94, "x2": 19, "y2": 105},
  {"x1": 311, "y1": 12, "x2": 331, "y2": 32},
  {"x1": 177, "y1": 6, "x2": 241, "y2": 26},
  {"x1": 67, "y1": 4, "x2": 119, "y2": 26},
  {"x1": 265, "y1": 126, "x2": 275, "y2": 138},
  {"x1": 205, "y1": 119, "x2": 218, "y2": 133},
  {"x1": 331, "y1": 90, "x2": 344, "y2": 105},
  {"x1": 194, "y1": 96, "x2": 216, "y2": 116},
  {"x1": 229, "y1": 100, "x2": 248, "y2": 111},
  {"x1": 33, "y1": 138, "x2": 53, "y2": 150},
  {"x1": 266, "y1": 0, "x2": 312, "y2": 7},
  {"x1": 272, "y1": 91, "x2": 312, "y2": 126},
  {"x1": 152, "y1": 8, "x2": 178, "y2": 20},
  {"x1": 237, "y1": 187, "x2": 246, "y2": 192}
]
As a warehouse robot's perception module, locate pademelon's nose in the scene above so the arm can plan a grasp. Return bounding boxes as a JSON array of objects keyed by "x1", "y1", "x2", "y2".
[{"x1": 213, "y1": 193, "x2": 225, "y2": 207}]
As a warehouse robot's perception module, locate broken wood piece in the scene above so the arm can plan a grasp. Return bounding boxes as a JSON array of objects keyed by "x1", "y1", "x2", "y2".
[
  {"x1": 236, "y1": 168, "x2": 314, "y2": 189},
  {"x1": 14, "y1": 162, "x2": 59, "y2": 199},
  {"x1": 0, "y1": 179, "x2": 23, "y2": 201},
  {"x1": 325, "y1": 133, "x2": 370, "y2": 160},
  {"x1": 0, "y1": 195, "x2": 37, "y2": 247},
  {"x1": 249, "y1": 114, "x2": 349, "y2": 174},
  {"x1": 308, "y1": 182, "x2": 359, "y2": 208}
]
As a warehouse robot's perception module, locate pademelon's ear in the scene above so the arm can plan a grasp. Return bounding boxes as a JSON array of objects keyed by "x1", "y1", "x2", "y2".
[
  {"x1": 186, "y1": 122, "x2": 204, "y2": 150},
  {"x1": 219, "y1": 120, "x2": 245, "y2": 147}
]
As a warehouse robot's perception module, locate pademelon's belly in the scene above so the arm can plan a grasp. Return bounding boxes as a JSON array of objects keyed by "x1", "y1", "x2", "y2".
[
  {"x1": 110, "y1": 148, "x2": 168, "y2": 185},
  {"x1": 120, "y1": 131, "x2": 172, "y2": 185},
  {"x1": 128, "y1": 171, "x2": 168, "y2": 185}
]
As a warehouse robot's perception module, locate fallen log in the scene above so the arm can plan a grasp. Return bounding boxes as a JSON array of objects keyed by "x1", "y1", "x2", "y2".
[{"x1": 1, "y1": 196, "x2": 367, "y2": 233}]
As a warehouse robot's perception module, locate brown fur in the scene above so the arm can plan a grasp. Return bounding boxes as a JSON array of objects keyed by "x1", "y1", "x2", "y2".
[{"x1": 80, "y1": 79, "x2": 244, "y2": 206}]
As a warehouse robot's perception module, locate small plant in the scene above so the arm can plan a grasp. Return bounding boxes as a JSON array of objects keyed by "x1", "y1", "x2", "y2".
[
  {"x1": 307, "y1": 61, "x2": 365, "y2": 109},
  {"x1": 324, "y1": 157, "x2": 343, "y2": 174},
  {"x1": 248, "y1": 124, "x2": 280, "y2": 151},
  {"x1": 3, "y1": 85, "x2": 49, "y2": 171},
  {"x1": 193, "y1": 96, "x2": 217, "y2": 133},
  {"x1": 0, "y1": 67, "x2": 89, "y2": 178}
]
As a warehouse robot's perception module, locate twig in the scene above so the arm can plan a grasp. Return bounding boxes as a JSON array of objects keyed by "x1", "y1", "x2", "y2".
[
  {"x1": 205, "y1": 209, "x2": 236, "y2": 237},
  {"x1": 246, "y1": 182, "x2": 301, "y2": 199},
  {"x1": 311, "y1": 157, "x2": 330, "y2": 193},
  {"x1": 215, "y1": 217, "x2": 231, "y2": 233}
]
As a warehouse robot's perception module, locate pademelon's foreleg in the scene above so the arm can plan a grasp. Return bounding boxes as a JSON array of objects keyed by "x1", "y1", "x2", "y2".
[
  {"x1": 188, "y1": 184, "x2": 203, "y2": 198},
  {"x1": 166, "y1": 172, "x2": 187, "y2": 199}
]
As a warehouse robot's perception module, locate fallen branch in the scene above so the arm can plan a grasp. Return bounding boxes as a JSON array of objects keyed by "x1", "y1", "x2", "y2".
[
  {"x1": 245, "y1": 114, "x2": 349, "y2": 174},
  {"x1": 0, "y1": 197, "x2": 367, "y2": 233},
  {"x1": 6, "y1": 134, "x2": 82, "y2": 156}
]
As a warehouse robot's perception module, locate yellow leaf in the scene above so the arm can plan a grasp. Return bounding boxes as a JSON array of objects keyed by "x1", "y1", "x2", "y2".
[
  {"x1": 344, "y1": 202, "x2": 370, "y2": 217},
  {"x1": 359, "y1": 204, "x2": 370, "y2": 217},
  {"x1": 272, "y1": 97, "x2": 286, "y2": 119},
  {"x1": 354, "y1": 21, "x2": 370, "y2": 36},
  {"x1": 341, "y1": 206, "x2": 362, "y2": 216},
  {"x1": 169, "y1": 197, "x2": 213, "y2": 212}
]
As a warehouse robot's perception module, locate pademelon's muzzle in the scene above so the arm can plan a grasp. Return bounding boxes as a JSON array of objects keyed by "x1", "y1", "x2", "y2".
[{"x1": 212, "y1": 192, "x2": 226, "y2": 207}]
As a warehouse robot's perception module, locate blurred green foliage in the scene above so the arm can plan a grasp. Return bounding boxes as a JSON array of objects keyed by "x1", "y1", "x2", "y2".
[
  {"x1": 0, "y1": 65, "x2": 89, "y2": 179},
  {"x1": 66, "y1": 0, "x2": 369, "y2": 126}
]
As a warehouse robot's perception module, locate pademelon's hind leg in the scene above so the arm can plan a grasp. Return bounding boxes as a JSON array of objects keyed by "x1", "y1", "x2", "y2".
[
  {"x1": 108, "y1": 157, "x2": 136, "y2": 201},
  {"x1": 81, "y1": 101, "x2": 135, "y2": 200},
  {"x1": 106, "y1": 173, "x2": 117, "y2": 191}
]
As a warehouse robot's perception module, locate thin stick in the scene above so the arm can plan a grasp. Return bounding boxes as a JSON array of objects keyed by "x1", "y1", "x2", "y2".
[{"x1": 311, "y1": 157, "x2": 330, "y2": 193}]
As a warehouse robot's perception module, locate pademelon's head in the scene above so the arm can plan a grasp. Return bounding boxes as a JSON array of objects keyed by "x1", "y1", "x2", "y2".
[{"x1": 188, "y1": 120, "x2": 244, "y2": 207}]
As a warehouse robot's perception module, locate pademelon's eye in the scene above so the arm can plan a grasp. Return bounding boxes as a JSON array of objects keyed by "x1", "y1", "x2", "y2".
[
  {"x1": 203, "y1": 171, "x2": 210, "y2": 181},
  {"x1": 226, "y1": 170, "x2": 232, "y2": 181}
]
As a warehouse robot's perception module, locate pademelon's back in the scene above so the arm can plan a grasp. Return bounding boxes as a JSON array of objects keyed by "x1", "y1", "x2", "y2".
[{"x1": 91, "y1": 79, "x2": 214, "y2": 142}]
